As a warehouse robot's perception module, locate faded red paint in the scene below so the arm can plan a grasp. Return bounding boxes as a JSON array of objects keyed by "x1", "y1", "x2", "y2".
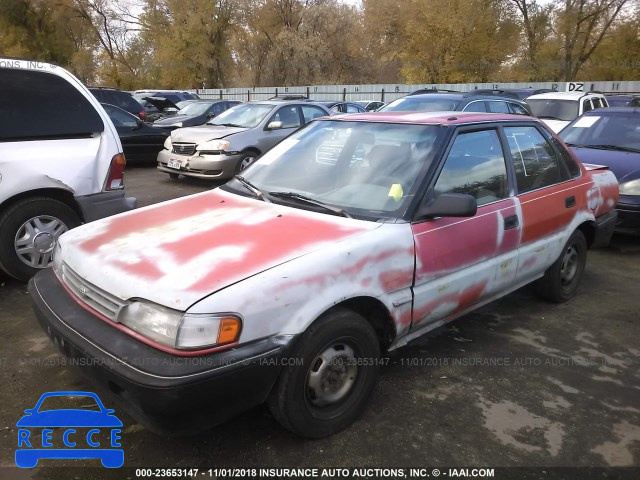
[
  {"x1": 380, "y1": 269, "x2": 413, "y2": 292},
  {"x1": 413, "y1": 281, "x2": 487, "y2": 326}
]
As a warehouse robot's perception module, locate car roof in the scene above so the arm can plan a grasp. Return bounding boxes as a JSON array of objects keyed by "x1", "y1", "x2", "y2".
[
  {"x1": 527, "y1": 91, "x2": 604, "y2": 100},
  {"x1": 582, "y1": 107, "x2": 640, "y2": 115},
  {"x1": 325, "y1": 111, "x2": 535, "y2": 125}
]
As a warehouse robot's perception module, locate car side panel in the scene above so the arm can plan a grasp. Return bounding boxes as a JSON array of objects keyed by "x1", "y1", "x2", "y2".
[{"x1": 410, "y1": 198, "x2": 521, "y2": 330}]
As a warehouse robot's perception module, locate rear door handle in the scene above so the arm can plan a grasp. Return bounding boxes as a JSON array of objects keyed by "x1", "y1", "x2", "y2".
[
  {"x1": 565, "y1": 195, "x2": 576, "y2": 208},
  {"x1": 504, "y1": 214, "x2": 519, "y2": 230}
]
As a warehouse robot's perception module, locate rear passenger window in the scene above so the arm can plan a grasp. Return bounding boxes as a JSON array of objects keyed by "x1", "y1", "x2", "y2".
[
  {"x1": 0, "y1": 69, "x2": 103, "y2": 141},
  {"x1": 434, "y1": 130, "x2": 508, "y2": 206},
  {"x1": 583, "y1": 99, "x2": 593, "y2": 113},
  {"x1": 302, "y1": 105, "x2": 327, "y2": 123},
  {"x1": 509, "y1": 103, "x2": 529, "y2": 115},
  {"x1": 487, "y1": 101, "x2": 510, "y2": 113},
  {"x1": 463, "y1": 101, "x2": 487, "y2": 113},
  {"x1": 504, "y1": 126, "x2": 569, "y2": 193}
]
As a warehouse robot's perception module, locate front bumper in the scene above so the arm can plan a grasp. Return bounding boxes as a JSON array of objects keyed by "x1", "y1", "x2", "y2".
[
  {"x1": 75, "y1": 190, "x2": 137, "y2": 223},
  {"x1": 28, "y1": 268, "x2": 291, "y2": 435},
  {"x1": 157, "y1": 149, "x2": 241, "y2": 180},
  {"x1": 615, "y1": 196, "x2": 640, "y2": 235}
]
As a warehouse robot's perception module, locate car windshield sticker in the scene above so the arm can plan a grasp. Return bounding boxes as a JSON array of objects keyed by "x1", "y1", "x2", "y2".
[
  {"x1": 388, "y1": 183, "x2": 404, "y2": 201},
  {"x1": 573, "y1": 116, "x2": 600, "y2": 128}
]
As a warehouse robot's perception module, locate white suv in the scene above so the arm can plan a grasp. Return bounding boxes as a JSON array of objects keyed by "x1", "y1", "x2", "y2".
[
  {"x1": 0, "y1": 58, "x2": 136, "y2": 281},
  {"x1": 526, "y1": 91, "x2": 609, "y2": 133}
]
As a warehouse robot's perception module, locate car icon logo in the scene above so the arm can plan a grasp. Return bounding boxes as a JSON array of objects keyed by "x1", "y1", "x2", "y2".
[
  {"x1": 15, "y1": 391, "x2": 123, "y2": 468},
  {"x1": 78, "y1": 286, "x2": 88, "y2": 297}
]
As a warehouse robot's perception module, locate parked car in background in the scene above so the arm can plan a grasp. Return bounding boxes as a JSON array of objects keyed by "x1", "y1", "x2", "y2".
[
  {"x1": 153, "y1": 100, "x2": 241, "y2": 129},
  {"x1": 157, "y1": 100, "x2": 332, "y2": 180},
  {"x1": 525, "y1": 91, "x2": 609, "y2": 133},
  {"x1": 101, "y1": 104, "x2": 169, "y2": 163},
  {"x1": 472, "y1": 88, "x2": 554, "y2": 100},
  {"x1": 604, "y1": 95, "x2": 640, "y2": 107},
  {"x1": 152, "y1": 99, "x2": 199, "y2": 122},
  {"x1": 132, "y1": 91, "x2": 200, "y2": 119},
  {"x1": 353, "y1": 100, "x2": 385, "y2": 111},
  {"x1": 380, "y1": 90, "x2": 532, "y2": 116},
  {"x1": 89, "y1": 87, "x2": 146, "y2": 121},
  {"x1": 315, "y1": 101, "x2": 367, "y2": 114},
  {"x1": 560, "y1": 107, "x2": 640, "y2": 234},
  {"x1": 0, "y1": 58, "x2": 136, "y2": 281},
  {"x1": 30, "y1": 112, "x2": 618, "y2": 439}
]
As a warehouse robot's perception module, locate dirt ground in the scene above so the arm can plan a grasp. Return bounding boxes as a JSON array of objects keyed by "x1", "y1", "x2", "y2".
[{"x1": 1, "y1": 165, "x2": 639, "y2": 478}]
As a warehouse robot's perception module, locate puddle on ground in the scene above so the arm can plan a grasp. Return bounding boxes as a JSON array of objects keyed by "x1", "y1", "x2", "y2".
[
  {"x1": 591, "y1": 421, "x2": 640, "y2": 466},
  {"x1": 478, "y1": 396, "x2": 565, "y2": 456}
]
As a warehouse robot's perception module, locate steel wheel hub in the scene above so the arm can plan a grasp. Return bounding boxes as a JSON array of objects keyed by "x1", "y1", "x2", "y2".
[
  {"x1": 306, "y1": 343, "x2": 358, "y2": 407},
  {"x1": 15, "y1": 216, "x2": 68, "y2": 268},
  {"x1": 560, "y1": 245, "x2": 579, "y2": 285}
]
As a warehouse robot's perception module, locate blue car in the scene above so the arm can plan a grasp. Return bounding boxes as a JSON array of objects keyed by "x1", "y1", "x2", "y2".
[
  {"x1": 560, "y1": 107, "x2": 640, "y2": 234},
  {"x1": 16, "y1": 391, "x2": 123, "y2": 468}
]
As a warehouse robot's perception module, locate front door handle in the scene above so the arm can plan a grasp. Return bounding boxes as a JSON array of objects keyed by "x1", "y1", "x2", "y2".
[{"x1": 504, "y1": 214, "x2": 519, "y2": 230}]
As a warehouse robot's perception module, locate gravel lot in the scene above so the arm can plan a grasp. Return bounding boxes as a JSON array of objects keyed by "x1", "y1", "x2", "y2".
[{"x1": 1, "y1": 164, "x2": 639, "y2": 477}]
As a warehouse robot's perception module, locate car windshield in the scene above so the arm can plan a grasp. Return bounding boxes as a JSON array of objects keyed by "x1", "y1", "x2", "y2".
[
  {"x1": 178, "y1": 102, "x2": 215, "y2": 116},
  {"x1": 229, "y1": 120, "x2": 444, "y2": 219},
  {"x1": 37, "y1": 395, "x2": 101, "y2": 412},
  {"x1": 560, "y1": 113, "x2": 640, "y2": 150},
  {"x1": 208, "y1": 103, "x2": 273, "y2": 127},
  {"x1": 380, "y1": 96, "x2": 460, "y2": 112},
  {"x1": 526, "y1": 99, "x2": 579, "y2": 121}
]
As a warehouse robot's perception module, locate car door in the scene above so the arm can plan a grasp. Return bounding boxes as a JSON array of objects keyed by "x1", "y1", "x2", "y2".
[
  {"x1": 502, "y1": 124, "x2": 577, "y2": 283},
  {"x1": 410, "y1": 127, "x2": 521, "y2": 331},
  {"x1": 258, "y1": 105, "x2": 303, "y2": 153}
]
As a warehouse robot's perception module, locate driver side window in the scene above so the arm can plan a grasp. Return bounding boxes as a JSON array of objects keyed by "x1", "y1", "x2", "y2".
[
  {"x1": 434, "y1": 129, "x2": 508, "y2": 206},
  {"x1": 272, "y1": 106, "x2": 301, "y2": 128}
]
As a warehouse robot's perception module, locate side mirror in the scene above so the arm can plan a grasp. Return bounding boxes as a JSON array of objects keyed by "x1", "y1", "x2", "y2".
[
  {"x1": 206, "y1": 113, "x2": 215, "y2": 119},
  {"x1": 24, "y1": 409, "x2": 34, "y2": 414},
  {"x1": 417, "y1": 193, "x2": 477, "y2": 220},
  {"x1": 133, "y1": 119, "x2": 143, "y2": 130},
  {"x1": 267, "y1": 121, "x2": 283, "y2": 130}
]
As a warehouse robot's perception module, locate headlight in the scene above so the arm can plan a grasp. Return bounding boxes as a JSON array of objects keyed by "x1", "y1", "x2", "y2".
[
  {"x1": 170, "y1": 122, "x2": 183, "y2": 127},
  {"x1": 117, "y1": 300, "x2": 242, "y2": 350},
  {"x1": 197, "y1": 139, "x2": 230, "y2": 153},
  {"x1": 163, "y1": 136, "x2": 172, "y2": 150},
  {"x1": 619, "y1": 179, "x2": 640, "y2": 196},
  {"x1": 52, "y1": 242, "x2": 62, "y2": 276}
]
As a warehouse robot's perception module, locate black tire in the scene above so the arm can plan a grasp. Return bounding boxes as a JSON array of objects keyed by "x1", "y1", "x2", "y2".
[
  {"x1": 536, "y1": 230, "x2": 587, "y2": 303},
  {"x1": 0, "y1": 197, "x2": 80, "y2": 282},
  {"x1": 267, "y1": 307, "x2": 381, "y2": 438},
  {"x1": 168, "y1": 172, "x2": 179, "y2": 180},
  {"x1": 235, "y1": 152, "x2": 258, "y2": 173}
]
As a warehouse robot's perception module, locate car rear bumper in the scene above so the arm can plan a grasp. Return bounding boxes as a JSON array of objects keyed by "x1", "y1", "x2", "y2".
[
  {"x1": 75, "y1": 190, "x2": 137, "y2": 223},
  {"x1": 28, "y1": 268, "x2": 291, "y2": 435},
  {"x1": 157, "y1": 149, "x2": 241, "y2": 180},
  {"x1": 592, "y1": 209, "x2": 618, "y2": 248}
]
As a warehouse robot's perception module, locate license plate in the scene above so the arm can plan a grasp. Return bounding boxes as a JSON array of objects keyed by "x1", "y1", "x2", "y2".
[{"x1": 167, "y1": 159, "x2": 182, "y2": 170}]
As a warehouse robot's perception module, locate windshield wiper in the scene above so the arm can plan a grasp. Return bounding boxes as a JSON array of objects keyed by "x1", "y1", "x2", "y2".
[
  {"x1": 538, "y1": 115, "x2": 564, "y2": 121},
  {"x1": 578, "y1": 144, "x2": 640, "y2": 153},
  {"x1": 213, "y1": 123, "x2": 244, "y2": 128},
  {"x1": 234, "y1": 175, "x2": 270, "y2": 202},
  {"x1": 268, "y1": 192, "x2": 352, "y2": 218}
]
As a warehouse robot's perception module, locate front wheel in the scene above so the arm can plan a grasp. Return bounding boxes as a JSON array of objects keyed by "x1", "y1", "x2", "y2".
[
  {"x1": 236, "y1": 152, "x2": 257, "y2": 173},
  {"x1": 0, "y1": 197, "x2": 80, "y2": 281},
  {"x1": 268, "y1": 308, "x2": 381, "y2": 438},
  {"x1": 536, "y1": 229, "x2": 587, "y2": 303}
]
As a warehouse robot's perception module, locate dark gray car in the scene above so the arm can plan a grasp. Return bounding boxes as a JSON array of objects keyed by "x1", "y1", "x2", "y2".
[
  {"x1": 157, "y1": 101, "x2": 332, "y2": 180},
  {"x1": 153, "y1": 100, "x2": 240, "y2": 129}
]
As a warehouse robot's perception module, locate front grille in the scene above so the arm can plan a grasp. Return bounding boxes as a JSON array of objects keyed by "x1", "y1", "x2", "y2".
[
  {"x1": 172, "y1": 143, "x2": 196, "y2": 156},
  {"x1": 60, "y1": 263, "x2": 126, "y2": 321}
]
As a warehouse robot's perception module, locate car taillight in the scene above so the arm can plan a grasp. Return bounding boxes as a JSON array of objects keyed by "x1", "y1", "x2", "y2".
[
  {"x1": 139, "y1": 110, "x2": 146, "y2": 121},
  {"x1": 104, "y1": 153, "x2": 126, "y2": 191}
]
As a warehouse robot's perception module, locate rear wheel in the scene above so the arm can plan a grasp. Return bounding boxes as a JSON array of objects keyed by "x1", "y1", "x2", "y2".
[
  {"x1": 0, "y1": 197, "x2": 80, "y2": 281},
  {"x1": 268, "y1": 307, "x2": 381, "y2": 438},
  {"x1": 536, "y1": 230, "x2": 587, "y2": 303}
]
